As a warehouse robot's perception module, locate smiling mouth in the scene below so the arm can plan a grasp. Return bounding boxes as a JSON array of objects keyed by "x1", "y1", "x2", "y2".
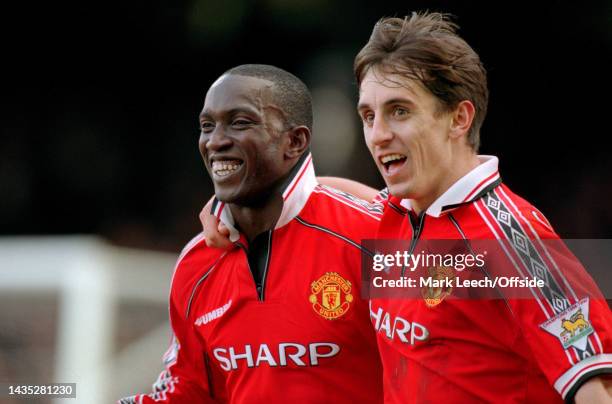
[
  {"x1": 380, "y1": 153, "x2": 407, "y2": 175},
  {"x1": 211, "y1": 159, "x2": 244, "y2": 177}
]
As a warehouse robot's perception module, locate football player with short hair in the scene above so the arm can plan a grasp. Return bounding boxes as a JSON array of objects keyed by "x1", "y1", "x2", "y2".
[
  {"x1": 120, "y1": 64, "x2": 383, "y2": 403},
  {"x1": 351, "y1": 12, "x2": 612, "y2": 403}
]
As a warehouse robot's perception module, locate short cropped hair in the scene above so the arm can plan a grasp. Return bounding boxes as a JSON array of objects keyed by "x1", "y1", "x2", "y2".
[
  {"x1": 354, "y1": 12, "x2": 488, "y2": 150},
  {"x1": 225, "y1": 64, "x2": 313, "y2": 132}
]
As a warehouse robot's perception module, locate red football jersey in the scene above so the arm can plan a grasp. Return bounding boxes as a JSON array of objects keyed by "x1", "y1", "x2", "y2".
[
  {"x1": 120, "y1": 153, "x2": 384, "y2": 404},
  {"x1": 370, "y1": 156, "x2": 612, "y2": 403}
]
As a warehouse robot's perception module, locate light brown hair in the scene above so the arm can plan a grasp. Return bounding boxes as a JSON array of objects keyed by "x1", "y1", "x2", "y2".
[{"x1": 354, "y1": 12, "x2": 488, "y2": 150}]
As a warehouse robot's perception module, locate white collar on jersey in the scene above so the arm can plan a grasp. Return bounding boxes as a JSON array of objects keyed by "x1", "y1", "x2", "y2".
[
  {"x1": 400, "y1": 155, "x2": 500, "y2": 217},
  {"x1": 210, "y1": 152, "x2": 317, "y2": 242}
]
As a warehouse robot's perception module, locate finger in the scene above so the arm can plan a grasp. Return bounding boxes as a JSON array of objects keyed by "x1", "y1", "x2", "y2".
[
  {"x1": 218, "y1": 222, "x2": 230, "y2": 236},
  {"x1": 206, "y1": 232, "x2": 233, "y2": 249}
]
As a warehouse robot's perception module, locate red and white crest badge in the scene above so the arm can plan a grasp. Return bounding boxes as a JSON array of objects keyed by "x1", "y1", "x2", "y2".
[{"x1": 309, "y1": 272, "x2": 353, "y2": 320}]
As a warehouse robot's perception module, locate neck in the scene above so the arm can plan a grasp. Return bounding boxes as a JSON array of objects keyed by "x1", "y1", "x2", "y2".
[
  {"x1": 411, "y1": 153, "x2": 481, "y2": 215},
  {"x1": 229, "y1": 193, "x2": 284, "y2": 242}
]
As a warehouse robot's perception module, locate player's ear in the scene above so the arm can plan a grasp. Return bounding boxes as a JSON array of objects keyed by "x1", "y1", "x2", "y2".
[
  {"x1": 285, "y1": 126, "x2": 310, "y2": 159},
  {"x1": 449, "y1": 100, "x2": 475, "y2": 140}
]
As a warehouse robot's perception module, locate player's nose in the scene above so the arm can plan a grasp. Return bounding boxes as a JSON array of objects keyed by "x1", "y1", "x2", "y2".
[
  {"x1": 370, "y1": 116, "x2": 393, "y2": 146},
  {"x1": 206, "y1": 127, "x2": 233, "y2": 151}
]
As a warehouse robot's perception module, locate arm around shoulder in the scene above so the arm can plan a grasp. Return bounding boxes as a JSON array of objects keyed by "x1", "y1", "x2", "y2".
[{"x1": 318, "y1": 176, "x2": 379, "y2": 202}]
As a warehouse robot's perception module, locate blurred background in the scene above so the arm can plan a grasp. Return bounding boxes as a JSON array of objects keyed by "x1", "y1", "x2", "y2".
[{"x1": 1, "y1": 0, "x2": 611, "y2": 402}]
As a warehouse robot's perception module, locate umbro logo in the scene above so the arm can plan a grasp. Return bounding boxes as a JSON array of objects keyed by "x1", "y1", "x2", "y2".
[{"x1": 195, "y1": 299, "x2": 232, "y2": 326}]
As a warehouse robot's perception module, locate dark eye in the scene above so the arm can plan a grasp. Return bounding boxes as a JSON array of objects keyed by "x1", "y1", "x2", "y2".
[
  {"x1": 362, "y1": 112, "x2": 374, "y2": 126},
  {"x1": 200, "y1": 121, "x2": 215, "y2": 133},
  {"x1": 392, "y1": 107, "x2": 409, "y2": 118},
  {"x1": 232, "y1": 119, "x2": 253, "y2": 127}
]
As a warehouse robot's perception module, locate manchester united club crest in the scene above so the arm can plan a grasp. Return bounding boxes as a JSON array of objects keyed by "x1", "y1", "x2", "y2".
[
  {"x1": 309, "y1": 272, "x2": 353, "y2": 320},
  {"x1": 421, "y1": 266, "x2": 456, "y2": 308}
]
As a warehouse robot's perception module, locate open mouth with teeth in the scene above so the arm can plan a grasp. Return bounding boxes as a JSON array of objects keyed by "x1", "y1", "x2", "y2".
[
  {"x1": 380, "y1": 153, "x2": 407, "y2": 175},
  {"x1": 211, "y1": 159, "x2": 244, "y2": 178}
]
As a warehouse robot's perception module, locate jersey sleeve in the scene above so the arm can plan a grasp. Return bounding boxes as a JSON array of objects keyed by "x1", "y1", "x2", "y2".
[
  {"x1": 118, "y1": 272, "x2": 222, "y2": 403},
  {"x1": 482, "y1": 201, "x2": 612, "y2": 402}
]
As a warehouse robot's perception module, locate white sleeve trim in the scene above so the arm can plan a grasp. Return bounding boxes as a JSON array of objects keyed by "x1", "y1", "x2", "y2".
[{"x1": 554, "y1": 353, "x2": 612, "y2": 398}]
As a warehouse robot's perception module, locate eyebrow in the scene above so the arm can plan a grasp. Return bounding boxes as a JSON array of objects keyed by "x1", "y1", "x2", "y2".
[
  {"x1": 357, "y1": 97, "x2": 416, "y2": 113},
  {"x1": 199, "y1": 107, "x2": 260, "y2": 120}
]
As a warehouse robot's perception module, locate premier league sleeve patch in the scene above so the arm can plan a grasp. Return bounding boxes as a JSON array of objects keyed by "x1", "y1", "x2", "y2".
[{"x1": 539, "y1": 298, "x2": 594, "y2": 350}]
